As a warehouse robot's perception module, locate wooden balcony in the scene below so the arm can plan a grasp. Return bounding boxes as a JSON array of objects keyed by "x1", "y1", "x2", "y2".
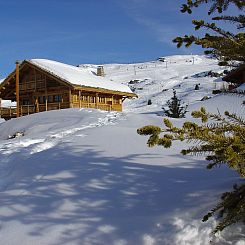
[
  {"x1": 72, "y1": 102, "x2": 122, "y2": 111},
  {"x1": 0, "y1": 101, "x2": 122, "y2": 120},
  {"x1": 0, "y1": 107, "x2": 17, "y2": 120}
]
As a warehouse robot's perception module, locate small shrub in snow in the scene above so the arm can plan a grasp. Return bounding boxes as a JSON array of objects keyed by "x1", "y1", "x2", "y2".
[
  {"x1": 147, "y1": 99, "x2": 152, "y2": 105},
  {"x1": 194, "y1": 84, "x2": 200, "y2": 90},
  {"x1": 162, "y1": 90, "x2": 188, "y2": 118}
]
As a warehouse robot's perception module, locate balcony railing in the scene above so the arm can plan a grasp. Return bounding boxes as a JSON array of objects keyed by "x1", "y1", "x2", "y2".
[{"x1": 0, "y1": 101, "x2": 122, "y2": 120}]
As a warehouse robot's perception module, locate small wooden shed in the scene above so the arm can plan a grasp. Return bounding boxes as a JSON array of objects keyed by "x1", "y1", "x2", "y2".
[{"x1": 0, "y1": 59, "x2": 137, "y2": 120}]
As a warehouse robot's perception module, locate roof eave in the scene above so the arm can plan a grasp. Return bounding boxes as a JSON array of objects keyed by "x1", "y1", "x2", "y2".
[{"x1": 73, "y1": 84, "x2": 137, "y2": 97}]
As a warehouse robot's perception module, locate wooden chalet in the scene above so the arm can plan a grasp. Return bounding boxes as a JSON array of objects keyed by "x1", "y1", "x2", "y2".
[
  {"x1": 223, "y1": 64, "x2": 245, "y2": 88},
  {"x1": 0, "y1": 59, "x2": 137, "y2": 120}
]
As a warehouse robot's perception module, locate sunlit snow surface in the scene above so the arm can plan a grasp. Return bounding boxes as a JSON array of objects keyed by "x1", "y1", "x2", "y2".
[{"x1": 0, "y1": 55, "x2": 244, "y2": 245}]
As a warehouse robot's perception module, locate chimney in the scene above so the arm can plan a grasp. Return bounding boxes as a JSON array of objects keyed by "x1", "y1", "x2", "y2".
[{"x1": 97, "y1": 66, "x2": 105, "y2": 76}]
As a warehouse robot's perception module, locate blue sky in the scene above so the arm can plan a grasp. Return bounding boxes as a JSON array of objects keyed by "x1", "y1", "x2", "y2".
[{"x1": 0, "y1": 0, "x2": 240, "y2": 77}]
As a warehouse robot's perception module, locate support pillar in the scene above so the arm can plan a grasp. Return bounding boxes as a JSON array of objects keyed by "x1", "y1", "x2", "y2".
[
  {"x1": 16, "y1": 61, "x2": 20, "y2": 117},
  {"x1": 96, "y1": 93, "x2": 98, "y2": 109},
  {"x1": 69, "y1": 89, "x2": 72, "y2": 108},
  {"x1": 79, "y1": 90, "x2": 81, "y2": 108}
]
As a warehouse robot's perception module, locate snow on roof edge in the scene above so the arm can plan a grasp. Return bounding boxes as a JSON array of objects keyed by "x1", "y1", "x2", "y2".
[{"x1": 28, "y1": 59, "x2": 135, "y2": 95}]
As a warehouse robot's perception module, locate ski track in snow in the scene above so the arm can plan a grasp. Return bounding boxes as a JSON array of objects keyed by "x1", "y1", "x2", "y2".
[
  {"x1": 0, "y1": 111, "x2": 123, "y2": 194},
  {"x1": 0, "y1": 111, "x2": 121, "y2": 156}
]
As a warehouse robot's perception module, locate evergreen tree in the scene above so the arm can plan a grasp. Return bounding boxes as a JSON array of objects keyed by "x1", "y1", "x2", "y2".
[
  {"x1": 137, "y1": 107, "x2": 245, "y2": 233},
  {"x1": 194, "y1": 84, "x2": 200, "y2": 90},
  {"x1": 173, "y1": 0, "x2": 245, "y2": 66},
  {"x1": 163, "y1": 90, "x2": 188, "y2": 118}
]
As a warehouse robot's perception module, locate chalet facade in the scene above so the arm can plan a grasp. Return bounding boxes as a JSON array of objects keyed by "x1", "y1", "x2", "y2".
[
  {"x1": 0, "y1": 59, "x2": 136, "y2": 120},
  {"x1": 223, "y1": 64, "x2": 245, "y2": 88}
]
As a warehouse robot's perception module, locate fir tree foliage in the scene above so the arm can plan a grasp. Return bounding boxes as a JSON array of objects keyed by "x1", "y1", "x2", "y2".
[
  {"x1": 137, "y1": 108, "x2": 245, "y2": 233},
  {"x1": 202, "y1": 183, "x2": 245, "y2": 234},
  {"x1": 173, "y1": 0, "x2": 245, "y2": 66},
  {"x1": 162, "y1": 90, "x2": 188, "y2": 118}
]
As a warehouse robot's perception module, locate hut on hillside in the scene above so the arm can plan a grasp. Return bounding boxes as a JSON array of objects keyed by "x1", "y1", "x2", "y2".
[{"x1": 0, "y1": 59, "x2": 137, "y2": 120}]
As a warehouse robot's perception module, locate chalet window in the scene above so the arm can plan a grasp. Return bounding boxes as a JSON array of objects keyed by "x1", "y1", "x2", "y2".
[
  {"x1": 48, "y1": 95, "x2": 53, "y2": 103},
  {"x1": 54, "y1": 95, "x2": 62, "y2": 102},
  {"x1": 22, "y1": 99, "x2": 30, "y2": 105},
  {"x1": 38, "y1": 96, "x2": 43, "y2": 104}
]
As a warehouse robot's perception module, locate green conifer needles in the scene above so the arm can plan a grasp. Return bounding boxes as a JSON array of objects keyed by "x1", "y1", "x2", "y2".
[
  {"x1": 137, "y1": 108, "x2": 245, "y2": 233},
  {"x1": 162, "y1": 90, "x2": 188, "y2": 118},
  {"x1": 138, "y1": 107, "x2": 245, "y2": 177},
  {"x1": 174, "y1": 0, "x2": 245, "y2": 66},
  {"x1": 203, "y1": 183, "x2": 245, "y2": 233}
]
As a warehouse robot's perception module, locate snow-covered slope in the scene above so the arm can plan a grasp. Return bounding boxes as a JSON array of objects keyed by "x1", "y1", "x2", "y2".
[
  {"x1": 83, "y1": 55, "x2": 228, "y2": 113},
  {"x1": 0, "y1": 55, "x2": 244, "y2": 245}
]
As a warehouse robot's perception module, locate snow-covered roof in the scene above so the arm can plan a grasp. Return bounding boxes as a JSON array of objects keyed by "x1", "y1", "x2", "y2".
[{"x1": 29, "y1": 59, "x2": 134, "y2": 94}]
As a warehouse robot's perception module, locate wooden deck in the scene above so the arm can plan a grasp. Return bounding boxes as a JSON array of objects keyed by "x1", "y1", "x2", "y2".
[{"x1": 0, "y1": 102, "x2": 120, "y2": 120}]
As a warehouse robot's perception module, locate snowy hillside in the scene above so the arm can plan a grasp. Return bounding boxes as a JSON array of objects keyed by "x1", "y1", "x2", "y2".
[
  {"x1": 80, "y1": 55, "x2": 227, "y2": 113},
  {"x1": 0, "y1": 55, "x2": 244, "y2": 245}
]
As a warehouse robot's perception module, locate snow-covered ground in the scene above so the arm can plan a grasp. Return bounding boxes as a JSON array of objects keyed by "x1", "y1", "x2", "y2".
[{"x1": 0, "y1": 55, "x2": 244, "y2": 245}]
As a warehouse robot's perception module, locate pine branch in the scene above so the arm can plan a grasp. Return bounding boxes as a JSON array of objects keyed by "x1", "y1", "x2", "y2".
[
  {"x1": 212, "y1": 15, "x2": 245, "y2": 29},
  {"x1": 181, "y1": 0, "x2": 245, "y2": 14},
  {"x1": 192, "y1": 20, "x2": 238, "y2": 43},
  {"x1": 137, "y1": 107, "x2": 245, "y2": 233}
]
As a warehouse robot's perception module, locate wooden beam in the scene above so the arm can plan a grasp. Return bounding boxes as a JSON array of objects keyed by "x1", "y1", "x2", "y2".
[
  {"x1": 45, "y1": 75, "x2": 48, "y2": 111},
  {"x1": 36, "y1": 98, "x2": 40, "y2": 112},
  {"x1": 34, "y1": 68, "x2": 37, "y2": 92},
  {"x1": 96, "y1": 93, "x2": 98, "y2": 108},
  {"x1": 45, "y1": 97, "x2": 48, "y2": 111},
  {"x1": 79, "y1": 90, "x2": 81, "y2": 108},
  {"x1": 16, "y1": 61, "x2": 20, "y2": 117},
  {"x1": 69, "y1": 89, "x2": 72, "y2": 108}
]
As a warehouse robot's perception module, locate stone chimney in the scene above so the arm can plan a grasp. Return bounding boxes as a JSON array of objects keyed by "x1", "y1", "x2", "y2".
[{"x1": 97, "y1": 66, "x2": 105, "y2": 76}]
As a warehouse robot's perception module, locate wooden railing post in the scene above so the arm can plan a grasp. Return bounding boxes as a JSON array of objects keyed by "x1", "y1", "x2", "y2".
[
  {"x1": 79, "y1": 91, "x2": 81, "y2": 108},
  {"x1": 96, "y1": 93, "x2": 98, "y2": 109},
  {"x1": 69, "y1": 89, "x2": 73, "y2": 108},
  {"x1": 16, "y1": 61, "x2": 20, "y2": 118},
  {"x1": 45, "y1": 98, "x2": 48, "y2": 111}
]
